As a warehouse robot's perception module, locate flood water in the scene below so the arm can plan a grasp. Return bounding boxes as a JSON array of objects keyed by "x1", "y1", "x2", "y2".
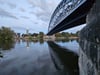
[{"x1": 0, "y1": 39, "x2": 79, "y2": 75}]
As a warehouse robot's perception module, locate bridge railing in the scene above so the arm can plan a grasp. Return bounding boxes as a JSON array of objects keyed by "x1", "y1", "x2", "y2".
[{"x1": 48, "y1": 0, "x2": 86, "y2": 32}]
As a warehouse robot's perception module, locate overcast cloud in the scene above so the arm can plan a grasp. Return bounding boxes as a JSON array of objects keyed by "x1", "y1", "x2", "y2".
[
  {"x1": 0, "y1": 0, "x2": 62, "y2": 34},
  {"x1": 0, "y1": 0, "x2": 84, "y2": 34},
  {"x1": 0, "y1": 8, "x2": 17, "y2": 19}
]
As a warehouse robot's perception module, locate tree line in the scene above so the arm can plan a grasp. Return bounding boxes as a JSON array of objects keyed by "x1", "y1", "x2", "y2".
[{"x1": 0, "y1": 26, "x2": 80, "y2": 40}]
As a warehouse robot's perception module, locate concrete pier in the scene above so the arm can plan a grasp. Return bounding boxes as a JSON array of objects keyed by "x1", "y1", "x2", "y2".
[{"x1": 79, "y1": 0, "x2": 100, "y2": 75}]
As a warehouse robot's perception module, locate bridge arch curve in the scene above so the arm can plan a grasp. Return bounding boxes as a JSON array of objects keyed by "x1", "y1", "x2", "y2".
[{"x1": 47, "y1": 0, "x2": 95, "y2": 35}]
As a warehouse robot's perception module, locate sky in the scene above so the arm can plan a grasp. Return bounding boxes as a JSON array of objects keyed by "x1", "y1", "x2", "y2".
[{"x1": 0, "y1": 0, "x2": 85, "y2": 34}]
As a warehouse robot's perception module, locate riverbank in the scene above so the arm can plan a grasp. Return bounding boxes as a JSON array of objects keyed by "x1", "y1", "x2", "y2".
[{"x1": 15, "y1": 36, "x2": 79, "y2": 42}]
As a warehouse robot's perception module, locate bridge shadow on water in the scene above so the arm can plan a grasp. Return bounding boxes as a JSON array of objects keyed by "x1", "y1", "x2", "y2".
[{"x1": 47, "y1": 41, "x2": 79, "y2": 75}]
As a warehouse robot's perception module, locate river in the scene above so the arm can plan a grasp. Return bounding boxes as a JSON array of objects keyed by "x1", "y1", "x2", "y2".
[{"x1": 0, "y1": 39, "x2": 80, "y2": 75}]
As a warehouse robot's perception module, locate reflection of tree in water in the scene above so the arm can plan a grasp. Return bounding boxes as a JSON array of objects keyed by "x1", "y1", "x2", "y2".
[
  {"x1": 39, "y1": 39, "x2": 44, "y2": 44},
  {"x1": 0, "y1": 40, "x2": 15, "y2": 50},
  {"x1": 55, "y1": 39, "x2": 70, "y2": 42},
  {"x1": 32, "y1": 39, "x2": 38, "y2": 43}
]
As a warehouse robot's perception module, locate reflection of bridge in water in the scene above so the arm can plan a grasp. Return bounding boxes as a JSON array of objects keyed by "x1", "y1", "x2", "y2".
[
  {"x1": 48, "y1": 41, "x2": 100, "y2": 75},
  {"x1": 47, "y1": 0, "x2": 99, "y2": 75},
  {"x1": 47, "y1": 41, "x2": 79, "y2": 75}
]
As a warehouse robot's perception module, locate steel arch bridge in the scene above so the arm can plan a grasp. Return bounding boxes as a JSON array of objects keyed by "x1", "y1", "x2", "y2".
[{"x1": 47, "y1": 0, "x2": 95, "y2": 35}]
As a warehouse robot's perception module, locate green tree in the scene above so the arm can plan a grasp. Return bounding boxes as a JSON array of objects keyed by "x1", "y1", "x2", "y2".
[
  {"x1": 61, "y1": 32, "x2": 66, "y2": 37},
  {"x1": 39, "y1": 32, "x2": 44, "y2": 39},
  {"x1": 55, "y1": 32, "x2": 62, "y2": 37},
  {"x1": 32, "y1": 33, "x2": 38, "y2": 37},
  {"x1": 65, "y1": 32, "x2": 70, "y2": 37},
  {"x1": 0, "y1": 27, "x2": 15, "y2": 40}
]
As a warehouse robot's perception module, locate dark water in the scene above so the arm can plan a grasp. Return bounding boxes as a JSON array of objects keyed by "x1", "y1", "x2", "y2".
[{"x1": 0, "y1": 39, "x2": 79, "y2": 75}]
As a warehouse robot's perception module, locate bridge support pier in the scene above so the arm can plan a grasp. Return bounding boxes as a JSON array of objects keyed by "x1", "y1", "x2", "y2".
[{"x1": 79, "y1": 0, "x2": 100, "y2": 75}]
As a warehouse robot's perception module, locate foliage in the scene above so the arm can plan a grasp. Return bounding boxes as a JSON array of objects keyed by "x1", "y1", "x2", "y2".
[
  {"x1": 55, "y1": 32, "x2": 79, "y2": 38},
  {"x1": 39, "y1": 32, "x2": 44, "y2": 38},
  {"x1": 55, "y1": 32, "x2": 62, "y2": 37},
  {"x1": 0, "y1": 27, "x2": 15, "y2": 40},
  {"x1": 31, "y1": 33, "x2": 38, "y2": 37}
]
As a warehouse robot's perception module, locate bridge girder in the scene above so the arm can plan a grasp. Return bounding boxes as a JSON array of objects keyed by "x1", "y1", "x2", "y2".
[{"x1": 47, "y1": 0, "x2": 95, "y2": 35}]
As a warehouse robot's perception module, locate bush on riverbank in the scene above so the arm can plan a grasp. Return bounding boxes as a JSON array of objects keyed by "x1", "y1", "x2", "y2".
[{"x1": 0, "y1": 27, "x2": 15, "y2": 41}]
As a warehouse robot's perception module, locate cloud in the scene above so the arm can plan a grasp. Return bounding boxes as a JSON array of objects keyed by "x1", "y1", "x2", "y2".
[
  {"x1": 20, "y1": 8, "x2": 26, "y2": 12},
  {"x1": 0, "y1": 8, "x2": 18, "y2": 19},
  {"x1": 7, "y1": 2, "x2": 16, "y2": 9},
  {"x1": 0, "y1": 0, "x2": 5, "y2": 4},
  {"x1": 12, "y1": 25, "x2": 36, "y2": 33},
  {"x1": 12, "y1": 26, "x2": 27, "y2": 30},
  {"x1": 28, "y1": 0, "x2": 61, "y2": 22},
  {"x1": 20, "y1": 16, "x2": 30, "y2": 19},
  {"x1": 27, "y1": 0, "x2": 61, "y2": 33},
  {"x1": 30, "y1": 7, "x2": 48, "y2": 21},
  {"x1": 0, "y1": 0, "x2": 61, "y2": 33}
]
